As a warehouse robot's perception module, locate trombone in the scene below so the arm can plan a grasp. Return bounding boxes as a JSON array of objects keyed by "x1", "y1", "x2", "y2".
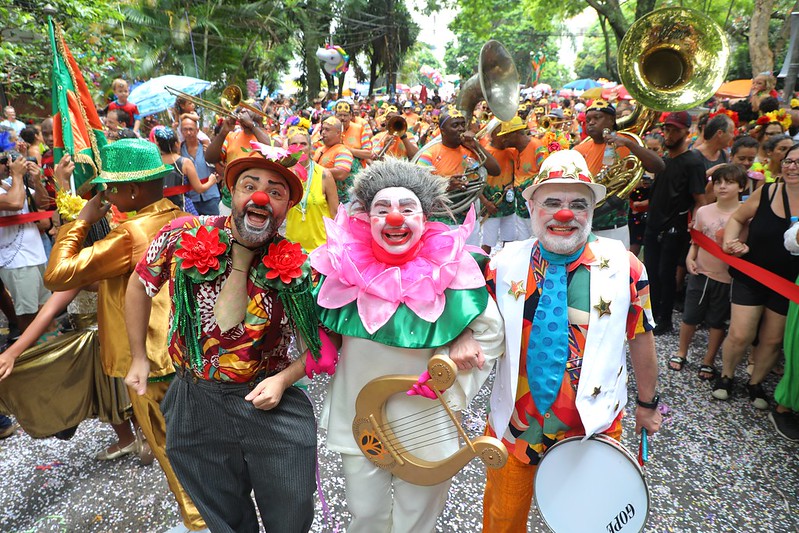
[
  {"x1": 165, "y1": 85, "x2": 269, "y2": 120},
  {"x1": 373, "y1": 115, "x2": 407, "y2": 160}
]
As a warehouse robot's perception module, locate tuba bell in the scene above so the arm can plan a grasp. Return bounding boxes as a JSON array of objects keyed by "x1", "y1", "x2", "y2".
[
  {"x1": 412, "y1": 40, "x2": 520, "y2": 218},
  {"x1": 593, "y1": 7, "x2": 730, "y2": 207}
]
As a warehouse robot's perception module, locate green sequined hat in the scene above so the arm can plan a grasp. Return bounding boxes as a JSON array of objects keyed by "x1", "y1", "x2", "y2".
[{"x1": 92, "y1": 138, "x2": 173, "y2": 184}]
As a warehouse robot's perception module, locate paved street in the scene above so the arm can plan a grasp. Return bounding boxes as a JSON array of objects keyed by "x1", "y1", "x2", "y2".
[{"x1": 1, "y1": 314, "x2": 798, "y2": 532}]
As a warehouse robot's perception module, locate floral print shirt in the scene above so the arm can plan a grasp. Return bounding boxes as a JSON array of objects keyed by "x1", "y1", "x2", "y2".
[{"x1": 136, "y1": 215, "x2": 295, "y2": 383}]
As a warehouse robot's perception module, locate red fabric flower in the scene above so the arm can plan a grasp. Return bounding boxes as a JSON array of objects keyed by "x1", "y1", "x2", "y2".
[
  {"x1": 175, "y1": 226, "x2": 228, "y2": 275},
  {"x1": 262, "y1": 240, "x2": 307, "y2": 284},
  {"x1": 548, "y1": 141, "x2": 562, "y2": 153}
]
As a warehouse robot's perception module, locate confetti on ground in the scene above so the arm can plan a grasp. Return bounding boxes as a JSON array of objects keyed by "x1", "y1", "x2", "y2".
[{"x1": 1, "y1": 310, "x2": 798, "y2": 532}]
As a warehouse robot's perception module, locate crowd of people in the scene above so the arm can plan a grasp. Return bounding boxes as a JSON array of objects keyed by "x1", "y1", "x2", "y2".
[{"x1": 0, "y1": 67, "x2": 798, "y2": 532}]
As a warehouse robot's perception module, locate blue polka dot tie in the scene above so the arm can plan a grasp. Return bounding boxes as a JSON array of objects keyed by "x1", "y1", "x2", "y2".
[{"x1": 527, "y1": 243, "x2": 585, "y2": 415}]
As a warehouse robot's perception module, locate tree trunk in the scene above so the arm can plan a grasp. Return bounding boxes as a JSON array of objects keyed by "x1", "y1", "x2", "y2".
[
  {"x1": 369, "y1": 57, "x2": 378, "y2": 96},
  {"x1": 634, "y1": 0, "x2": 658, "y2": 21},
  {"x1": 749, "y1": 0, "x2": 776, "y2": 76},
  {"x1": 304, "y1": 32, "x2": 321, "y2": 104},
  {"x1": 598, "y1": 16, "x2": 613, "y2": 78},
  {"x1": 585, "y1": 0, "x2": 629, "y2": 45},
  {"x1": 774, "y1": 1, "x2": 799, "y2": 65},
  {"x1": 783, "y1": 13, "x2": 799, "y2": 102}
]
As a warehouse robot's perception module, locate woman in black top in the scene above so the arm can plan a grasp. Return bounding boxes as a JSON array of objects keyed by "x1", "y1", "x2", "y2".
[{"x1": 713, "y1": 143, "x2": 799, "y2": 408}]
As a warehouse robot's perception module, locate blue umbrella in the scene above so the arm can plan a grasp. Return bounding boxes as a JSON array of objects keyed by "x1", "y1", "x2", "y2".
[
  {"x1": 562, "y1": 79, "x2": 602, "y2": 91},
  {"x1": 128, "y1": 75, "x2": 211, "y2": 117}
]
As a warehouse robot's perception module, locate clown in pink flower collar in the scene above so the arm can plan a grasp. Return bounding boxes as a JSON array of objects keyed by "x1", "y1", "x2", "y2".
[
  {"x1": 310, "y1": 174, "x2": 486, "y2": 336},
  {"x1": 307, "y1": 158, "x2": 505, "y2": 532}
]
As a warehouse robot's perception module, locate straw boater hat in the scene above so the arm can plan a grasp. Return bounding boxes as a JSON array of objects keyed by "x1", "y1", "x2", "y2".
[
  {"x1": 224, "y1": 151, "x2": 304, "y2": 206},
  {"x1": 522, "y1": 149, "x2": 606, "y2": 202},
  {"x1": 92, "y1": 138, "x2": 172, "y2": 184}
]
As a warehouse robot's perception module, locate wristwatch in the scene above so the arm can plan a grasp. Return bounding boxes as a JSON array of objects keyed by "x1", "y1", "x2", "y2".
[{"x1": 636, "y1": 394, "x2": 659, "y2": 409}]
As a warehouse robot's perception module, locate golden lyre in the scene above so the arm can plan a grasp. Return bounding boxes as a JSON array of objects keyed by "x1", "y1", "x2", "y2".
[{"x1": 352, "y1": 354, "x2": 508, "y2": 486}]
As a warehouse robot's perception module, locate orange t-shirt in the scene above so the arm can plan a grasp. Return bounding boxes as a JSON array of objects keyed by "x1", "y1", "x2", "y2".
[
  {"x1": 313, "y1": 143, "x2": 353, "y2": 172},
  {"x1": 415, "y1": 143, "x2": 479, "y2": 177},
  {"x1": 513, "y1": 137, "x2": 544, "y2": 185},
  {"x1": 574, "y1": 138, "x2": 631, "y2": 176},
  {"x1": 221, "y1": 130, "x2": 258, "y2": 163}
]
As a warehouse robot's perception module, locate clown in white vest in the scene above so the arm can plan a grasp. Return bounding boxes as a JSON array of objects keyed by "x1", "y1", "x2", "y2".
[{"x1": 477, "y1": 150, "x2": 663, "y2": 532}]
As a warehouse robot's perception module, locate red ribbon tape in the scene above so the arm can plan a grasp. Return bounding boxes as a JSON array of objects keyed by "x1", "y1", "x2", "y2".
[
  {"x1": 690, "y1": 229, "x2": 799, "y2": 305},
  {"x1": 0, "y1": 210, "x2": 55, "y2": 227}
]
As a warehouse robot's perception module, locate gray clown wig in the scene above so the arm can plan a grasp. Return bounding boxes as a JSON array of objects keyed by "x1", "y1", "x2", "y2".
[{"x1": 351, "y1": 158, "x2": 450, "y2": 216}]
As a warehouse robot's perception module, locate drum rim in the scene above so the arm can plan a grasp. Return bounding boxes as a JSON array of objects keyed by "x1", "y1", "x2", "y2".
[{"x1": 532, "y1": 434, "x2": 650, "y2": 533}]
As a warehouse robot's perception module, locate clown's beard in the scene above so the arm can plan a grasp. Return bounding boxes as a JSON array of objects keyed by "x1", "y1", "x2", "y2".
[
  {"x1": 232, "y1": 205, "x2": 276, "y2": 247},
  {"x1": 532, "y1": 212, "x2": 593, "y2": 255}
]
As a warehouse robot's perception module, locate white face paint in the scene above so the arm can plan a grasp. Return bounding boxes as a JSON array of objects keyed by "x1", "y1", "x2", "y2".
[
  {"x1": 369, "y1": 187, "x2": 426, "y2": 255},
  {"x1": 529, "y1": 183, "x2": 594, "y2": 255}
]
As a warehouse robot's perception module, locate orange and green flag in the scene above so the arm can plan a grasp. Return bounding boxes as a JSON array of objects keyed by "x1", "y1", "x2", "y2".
[{"x1": 48, "y1": 18, "x2": 107, "y2": 194}]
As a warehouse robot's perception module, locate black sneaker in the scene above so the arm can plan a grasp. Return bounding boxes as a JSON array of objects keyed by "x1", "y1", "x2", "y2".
[
  {"x1": 747, "y1": 383, "x2": 769, "y2": 410},
  {"x1": 653, "y1": 321, "x2": 673, "y2": 336},
  {"x1": 712, "y1": 376, "x2": 733, "y2": 400},
  {"x1": 769, "y1": 410, "x2": 799, "y2": 442}
]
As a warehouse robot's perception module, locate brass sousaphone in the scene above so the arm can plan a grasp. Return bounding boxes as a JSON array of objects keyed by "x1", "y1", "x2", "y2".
[
  {"x1": 593, "y1": 7, "x2": 730, "y2": 206},
  {"x1": 411, "y1": 40, "x2": 520, "y2": 218}
]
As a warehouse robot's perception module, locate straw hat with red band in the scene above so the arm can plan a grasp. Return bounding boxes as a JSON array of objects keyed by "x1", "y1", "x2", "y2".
[
  {"x1": 224, "y1": 148, "x2": 304, "y2": 206},
  {"x1": 522, "y1": 149, "x2": 606, "y2": 202}
]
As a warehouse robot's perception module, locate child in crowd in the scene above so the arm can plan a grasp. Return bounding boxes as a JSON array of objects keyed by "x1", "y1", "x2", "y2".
[
  {"x1": 107, "y1": 79, "x2": 140, "y2": 136},
  {"x1": 730, "y1": 136, "x2": 762, "y2": 195},
  {"x1": 669, "y1": 164, "x2": 747, "y2": 379}
]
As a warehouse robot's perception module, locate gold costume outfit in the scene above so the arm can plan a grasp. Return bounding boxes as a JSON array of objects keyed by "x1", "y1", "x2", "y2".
[
  {"x1": 0, "y1": 291, "x2": 130, "y2": 437},
  {"x1": 44, "y1": 199, "x2": 206, "y2": 530}
]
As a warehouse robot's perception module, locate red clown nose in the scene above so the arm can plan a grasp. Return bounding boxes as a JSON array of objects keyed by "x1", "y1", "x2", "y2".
[
  {"x1": 385, "y1": 211, "x2": 405, "y2": 227},
  {"x1": 250, "y1": 191, "x2": 270, "y2": 206},
  {"x1": 553, "y1": 209, "x2": 574, "y2": 222}
]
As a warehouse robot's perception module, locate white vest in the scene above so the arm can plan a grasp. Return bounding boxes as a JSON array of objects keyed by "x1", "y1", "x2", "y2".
[{"x1": 488, "y1": 236, "x2": 631, "y2": 438}]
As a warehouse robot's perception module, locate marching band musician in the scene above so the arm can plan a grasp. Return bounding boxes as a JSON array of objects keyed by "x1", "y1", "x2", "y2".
[
  {"x1": 414, "y1": 106, "x2": 501, "y2": 245},
  {"x1": 575, "y1": 100, "x2": 664, "y2": 248},
  {"x1": 335, "y1": 100, "x2": 374, "y2": 171},
  {"x1": 370, "y1": 107, "x2": 420, "y2": 161},
  {"x1": 308, "y1": 159, "x2": 504, "y2": 533},
  {"x1": 495, "y1": 116, "x2": 544, "y2": 243},
  {"x1": 471, "y1": 150, "x2": 662, "y2": 532},
  {"x1": 313, "y1": 116, "x2": 355, "y2": 204},
  {"x1": 478, "y1": 121, "x2": 517, "y2": 253}
]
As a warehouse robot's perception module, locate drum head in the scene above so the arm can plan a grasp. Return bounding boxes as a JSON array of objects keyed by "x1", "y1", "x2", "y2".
[{"x1": 533, "y1": 436, "x2": 649, "y2": 533}]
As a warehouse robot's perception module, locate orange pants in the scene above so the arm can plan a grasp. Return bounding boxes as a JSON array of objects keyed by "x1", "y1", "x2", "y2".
[
  {"x1": 483, "y1": 428, "x2": 624, "y2": 532},
  {"x1": 482, "y1": 453, "x2": 537, "y2": 533}
]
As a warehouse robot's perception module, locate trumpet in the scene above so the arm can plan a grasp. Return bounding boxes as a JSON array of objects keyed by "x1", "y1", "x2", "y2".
[{"x1": 373, "y1": 115, "x2": 407, "y2": 160}]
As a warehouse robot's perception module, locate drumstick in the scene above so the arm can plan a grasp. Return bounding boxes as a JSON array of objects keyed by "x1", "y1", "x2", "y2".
[{"x1": 637, "y1": 427, "x2": 649, "y2": 467}]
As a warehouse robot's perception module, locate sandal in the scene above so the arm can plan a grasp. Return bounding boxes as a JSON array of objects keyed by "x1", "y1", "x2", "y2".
[
  {"x1": 698, "y1": 365, "x2": 718, "y2": 381},
  {"x1": 668, "y1": 356, "x2": 687, "y2": 371}
]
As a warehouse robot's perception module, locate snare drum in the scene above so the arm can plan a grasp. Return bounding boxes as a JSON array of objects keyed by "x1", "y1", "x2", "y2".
[{"x1": 533, "y1": 435, "x2": 649, "y2": 533}]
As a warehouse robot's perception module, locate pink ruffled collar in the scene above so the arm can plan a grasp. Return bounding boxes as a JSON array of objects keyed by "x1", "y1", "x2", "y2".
[{"x1": 310, "y1": 205, "x2": 486, "y2": 334}]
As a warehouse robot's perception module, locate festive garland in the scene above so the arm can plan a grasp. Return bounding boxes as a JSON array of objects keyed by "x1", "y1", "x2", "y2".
[
  {"x1": 756, "y1": 109, "x2": 791, "y2": 132},
  {"x1": 169, "y1": 225, "x2": 321, "y2": 373},
  {"x1": 709, "y1": 108, "x2": 740, "y2": 128}
]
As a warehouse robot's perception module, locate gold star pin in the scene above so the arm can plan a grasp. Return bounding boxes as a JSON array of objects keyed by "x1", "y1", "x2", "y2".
[
  {"x1": 599, "y1": 257, "x2": 610, "y2": 270},
  {"x1": 592, "y1": 386, "x2": 602, "y2": 398},
  {"x1": 508, "y1": 280, "x2": 526, "y2": 300},
  {"x1": 594, "y1": 297, "x2": 612, "y2": 317}
]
